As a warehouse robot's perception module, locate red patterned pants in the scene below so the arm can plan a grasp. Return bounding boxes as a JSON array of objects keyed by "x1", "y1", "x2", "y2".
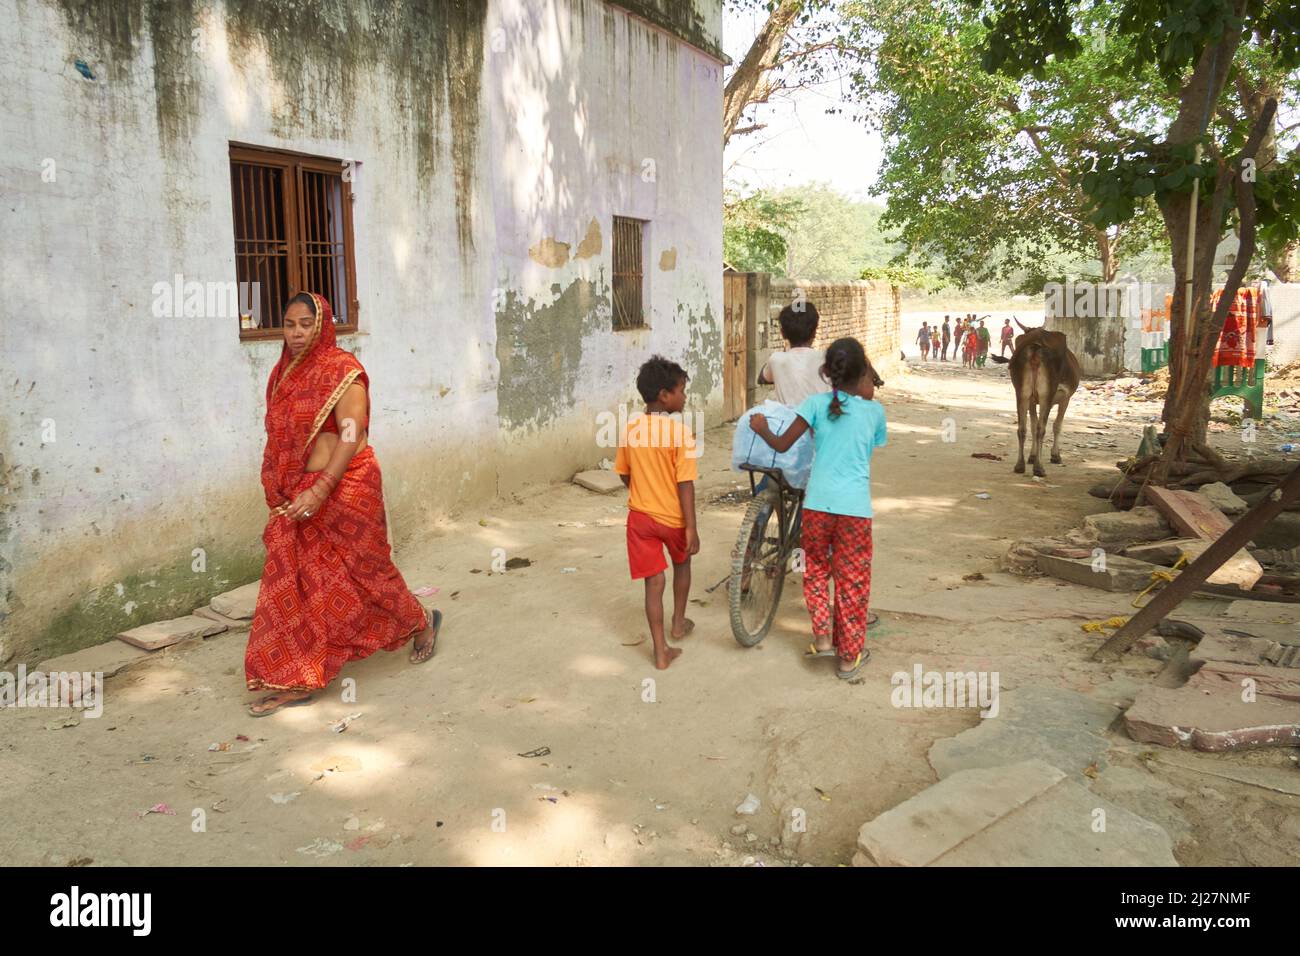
[{"x1": 801, "y1": 509, "x2": 873, "y2": 662}]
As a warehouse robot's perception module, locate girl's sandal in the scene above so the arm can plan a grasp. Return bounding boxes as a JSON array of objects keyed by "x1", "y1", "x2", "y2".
[
  {"x1": 835, "y1": 649, "x2": 871, "y2": 680},
  {"x1": 804, "y1": 640, "x2": 837, "y2": 659}
]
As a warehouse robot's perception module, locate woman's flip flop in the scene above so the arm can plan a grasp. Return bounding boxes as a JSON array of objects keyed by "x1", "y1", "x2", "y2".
[
  {"x1": 836, "y1": 649, "x2": 871, "y2": 680},
  {"x1": 247, "y1": 694, "x2": 314, "y2": 717},
  {"x1": 804, "y1": 641, "x2": 837, "y2": 659},
  {"x1": 410, "y1": 609, "x2": 442, "y2": 664}
]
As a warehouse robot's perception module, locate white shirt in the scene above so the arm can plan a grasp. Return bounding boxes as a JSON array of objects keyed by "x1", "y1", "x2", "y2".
[{"x1": 761, "y1": 348, "x2": 830, "y2": 408}]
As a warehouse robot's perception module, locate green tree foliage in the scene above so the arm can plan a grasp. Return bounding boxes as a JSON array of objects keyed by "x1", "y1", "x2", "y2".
[
  {"x1": 723, "y1": 183, "x2": 913, "y2": 280},
  {"x1": 845, "y1": 0, "x2": 1172, "y2": 287}
]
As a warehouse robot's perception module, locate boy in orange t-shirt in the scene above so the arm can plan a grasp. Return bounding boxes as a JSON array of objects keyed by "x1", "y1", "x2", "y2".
[{"x1": 614, "y1": 356, "x2": 700, "y2": 670}]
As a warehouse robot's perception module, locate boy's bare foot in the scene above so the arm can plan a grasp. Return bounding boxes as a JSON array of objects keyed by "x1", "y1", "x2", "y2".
[
  {"x1": 654, "y1": 646, "x2": 683, "y2": 669},
  {"x1": 670, "y1": 617, "x2": 695, "y2": 640}
]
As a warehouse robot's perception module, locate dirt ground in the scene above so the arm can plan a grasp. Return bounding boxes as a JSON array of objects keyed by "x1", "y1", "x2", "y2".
[{"x1": 4, "y1": 358, "x2": 1298, "y2": 867}]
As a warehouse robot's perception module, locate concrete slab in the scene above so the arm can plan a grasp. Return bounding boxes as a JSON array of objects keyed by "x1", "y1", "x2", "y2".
[
  {"x1": 1082, "y1": 506, "x2": 1171, "y2": 545},
  {"x1": 117, "y1": 616, "x2": 226, "y2": 651},
  {"x1": 936, "y1": 775, "x2": 1178, "y2": 866},
  {"x1": 928, "y1": 685, "x2": 1122, "y2": 779},
  {"x1": 1196, "y1": 482, "x2": 1248, "y2": 515},
  {"x1": 856, "y1": 760, "x2": 1066, "y2": 866},
  {"x1": 572, "y1": 470, "x2": 625, "y2": 494},
  {"x1": 194, "y1": 605, "x2": 252, "y2": 630},
  {"x1": 856, "y1": 759, "x2": 1178, "y2": 866},
  {"x1": 209, "y1": 581, "x2": 260, "y2": 620},
  {"x1": 37, "y1": 640, "x2": 151, "y2": 679},
  {"x1": 1124, "y1": 685, "x2": 1300, "y2": 751},
  {"x1": 1189, "y1": 660, "x2": 1300, "y2": 703},
  {"x1": 1122, "y1": 538, "x2": 1202, "y2": 564},
  {"x1": 1036, "y1": 552, "x2": 1160, "y2": 591}
]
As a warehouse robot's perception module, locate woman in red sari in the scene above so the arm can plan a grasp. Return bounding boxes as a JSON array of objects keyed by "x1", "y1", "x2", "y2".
[{"x1": 245, "y1": 292, "x2": 440, "y2": 716}]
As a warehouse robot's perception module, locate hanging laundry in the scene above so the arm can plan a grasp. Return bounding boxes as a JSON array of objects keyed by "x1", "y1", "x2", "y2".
[{"x1": 1212, "y1": 286, "x2": 1263, "y2": 369}]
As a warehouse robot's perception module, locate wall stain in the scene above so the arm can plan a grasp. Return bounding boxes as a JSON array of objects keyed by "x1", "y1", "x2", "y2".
[
  {"x1": 682, "y1": 299, "x2": 720, "y2": 404},
  {"x1": 529, "y1": 237, "x2": 571, "y2": 268},
  {"x1": 49, "y1": 0, "x2": 488, "y2": 255},
  {"x1": 658, "y1": 247, "x2": 677, "y2": 271},
  {"x1": 495, "y1": 273, "x2": 611, "y2": 432},
  {"x1": 575, "y1": 219, "x2": 602, "y2": 259}
]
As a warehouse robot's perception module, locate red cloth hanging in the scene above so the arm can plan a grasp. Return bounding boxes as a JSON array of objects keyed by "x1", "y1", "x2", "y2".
[{"x1": 1212, "y1": 287, "x2": 1261, "y2": 369}]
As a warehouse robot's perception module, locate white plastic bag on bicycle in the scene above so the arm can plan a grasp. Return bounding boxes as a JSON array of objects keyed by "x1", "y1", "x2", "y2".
[{"x1": 731, "y1": 400, "x2": 814, "y2": 489}]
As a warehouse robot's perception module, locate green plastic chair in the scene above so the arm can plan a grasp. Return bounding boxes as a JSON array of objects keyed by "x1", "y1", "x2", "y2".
[{"x1": 1211, "y1": 359, "x2": 1266, "y2": 420}]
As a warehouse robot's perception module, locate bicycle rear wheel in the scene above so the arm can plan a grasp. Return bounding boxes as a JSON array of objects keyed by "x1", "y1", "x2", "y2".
[{"x1": 728, "y1": 493, "x2": 787, "y2": 646}]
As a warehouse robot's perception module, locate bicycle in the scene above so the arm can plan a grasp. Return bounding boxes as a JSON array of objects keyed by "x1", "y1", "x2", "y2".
[{"x1": 728, "y1": 465, "x2": 804, "y2": 646}]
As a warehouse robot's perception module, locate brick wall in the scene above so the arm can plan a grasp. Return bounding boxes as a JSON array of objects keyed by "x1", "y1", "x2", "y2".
[{"x1": 764, "y1": 278, "x2": 902, "y2": 380}]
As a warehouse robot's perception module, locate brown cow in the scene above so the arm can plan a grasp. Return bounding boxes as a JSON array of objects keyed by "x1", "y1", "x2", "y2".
[{"x1": 990, "y1": 320, "x2": 1081, "y2": 477}]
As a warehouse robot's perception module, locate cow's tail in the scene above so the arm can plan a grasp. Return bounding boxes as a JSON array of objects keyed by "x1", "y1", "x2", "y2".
[{"x1": 989, "y1": 354, "x2": 1010, "y2": 364}]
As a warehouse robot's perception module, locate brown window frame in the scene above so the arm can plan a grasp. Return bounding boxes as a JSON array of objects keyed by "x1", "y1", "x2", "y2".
[
  {"x1": 612, "y1": 215, "x2": 647, "y2": 331},
  {"x1": 230, "y1": 143, "x2": 359, "y2": 341}
]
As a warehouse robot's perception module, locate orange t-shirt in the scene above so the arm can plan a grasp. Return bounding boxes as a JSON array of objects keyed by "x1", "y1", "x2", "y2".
[{"x1": 613, "y1": 413, "x2": 699, "y2": 528}]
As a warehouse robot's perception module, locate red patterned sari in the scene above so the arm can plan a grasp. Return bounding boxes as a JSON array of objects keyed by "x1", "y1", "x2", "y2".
[{"x1": 245, "y1": 293, "x2": 427, "y2": 692}]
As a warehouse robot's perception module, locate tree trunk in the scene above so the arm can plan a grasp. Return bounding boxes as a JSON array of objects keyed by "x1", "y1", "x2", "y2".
[
  {"x1": 1096, "y1": 229, "x2": 1116, "y2": 283},
  {"x1": 723, "y1": 0, "x2": 803, "y2": 145},
  {"x1": 1151, "y1": 18, "x2": 1247, "y2": 471}
]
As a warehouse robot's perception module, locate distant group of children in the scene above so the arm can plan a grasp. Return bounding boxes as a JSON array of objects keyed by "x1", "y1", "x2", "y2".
[
  {"x1": 915, "y1": 315, "x2": 1015, "y2": 368},
  {"x1": 615, "y1": 303, "x2": 887, "y2": 678}
]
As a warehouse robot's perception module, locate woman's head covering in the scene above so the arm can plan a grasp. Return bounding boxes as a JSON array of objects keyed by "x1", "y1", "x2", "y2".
[{"x1": 261, "y1": 293, "x2": 367, "y2": 507}]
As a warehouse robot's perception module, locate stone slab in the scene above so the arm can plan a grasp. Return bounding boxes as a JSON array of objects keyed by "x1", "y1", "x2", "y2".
[
  {"x1": 1124, "y1": 685, "x2": 1300, "y2": 751},
  {"x1": 1082, "y1": 506, "x2": 1171, "y2": 545},
  {"x1": 117, "y1": 616, "x2": 226, "y2": 651},
  {"x1": 1175, "y1": 538, "x2": 1263, "y2": 589},
  {"x1": 1188, "y1": 660, "x2": 1300, "y2": 703},
  {"x1": 1190, "y1": 630, "x2": 1278, "y2": 667},
  {"x1": 1196, "y1": 482, "x2": 1248, "y2": 515},
  {"x1": 1035, "y1": 552, "x2": 1161, "y2": 592},
  {"x1": 936, "y1": 776, "x2": 1178, "y2": 866},
  {"x1": 1144, "y1": 487, "x2": 1234, "y2": 541},
  {"x1": 209, "y1": 581, "x2": 261, "y2": 620},
  {"x1": 857, "y1": 759, "x2": 1177, "y2": 867},
  {"x1": 1122, "y1": 538, "x2": 1202, "y2": 565},
  {"x1": 572, "y1": 469, "x2": 625, "y2": 494},
  {"x1": 194, "y1": 605, "x2": 251, "y2": 630},
  {"x1": 37, "y1": 640, "x2": 151, "y2": 679},
  {"x1": 857, "y1": 760, "x2": 1066, "y2": 866},
  {"x1": 928, "y1": 686, "x2": 1121, "y2": 779}
]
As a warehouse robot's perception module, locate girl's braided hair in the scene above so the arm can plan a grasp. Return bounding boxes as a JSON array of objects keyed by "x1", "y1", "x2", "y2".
[{"x1": 821, "y1": 337, "x2": 883, "y2": 419}]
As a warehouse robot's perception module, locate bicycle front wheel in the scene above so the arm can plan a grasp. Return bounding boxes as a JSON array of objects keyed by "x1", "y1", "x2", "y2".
[{"x1": 728, "y1": 493, "x2": 787, "y2": 646}]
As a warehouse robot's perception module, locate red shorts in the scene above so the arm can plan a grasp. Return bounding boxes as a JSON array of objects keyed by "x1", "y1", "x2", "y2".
[{"x1": 626, "y1": 509, "x2": 690, "y2": 579}]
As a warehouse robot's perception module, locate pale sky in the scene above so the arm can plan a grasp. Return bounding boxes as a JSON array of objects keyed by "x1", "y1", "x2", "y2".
[{"x1": 722, "y1": 6, "x2": 885, "y2": 201}]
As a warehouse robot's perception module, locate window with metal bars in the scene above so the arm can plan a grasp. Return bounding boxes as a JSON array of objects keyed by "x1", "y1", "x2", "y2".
[
  {"x1": 612, "y1": 215, "x2": 646, "y2": 330},
  {"x1": 229, "y1": 144, "x2": 358, "y2": 339}
]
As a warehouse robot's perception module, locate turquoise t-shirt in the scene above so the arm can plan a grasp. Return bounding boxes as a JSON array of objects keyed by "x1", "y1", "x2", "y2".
[{"x1": 795, "y1": 391, "x2": 888, "y2": 518}]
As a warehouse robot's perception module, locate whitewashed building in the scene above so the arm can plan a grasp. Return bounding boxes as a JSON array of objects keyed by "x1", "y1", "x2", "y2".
[{"x1": 0, "y1": 0, "x2": 724, "y2": 663}]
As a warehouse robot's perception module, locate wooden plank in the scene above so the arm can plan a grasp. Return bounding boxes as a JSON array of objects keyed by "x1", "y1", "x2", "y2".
[
  {"x1": 1144, "y1": 486, "x2": 1234, "y2": 540},
  {"x1": 1093, "y1": 463, "x2": 1300, "y2": 661}
]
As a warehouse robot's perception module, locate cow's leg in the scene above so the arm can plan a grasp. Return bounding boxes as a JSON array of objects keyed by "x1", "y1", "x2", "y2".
[
  {"x1": 1032, "y1": 395, "x2": 1050, "y2": 477},
  {"x1": 1050, "y1": 392, "x2": 1071, "y2": 464},
  {"x1": 1013, "y1": 388, "x2": 1028, "y2": 473}
]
